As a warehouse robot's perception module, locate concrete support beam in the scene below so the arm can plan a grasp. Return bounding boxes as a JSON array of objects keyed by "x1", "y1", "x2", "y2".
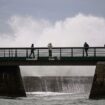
[
  {"x1": 0, "y1": 66, "x2": 26, "y2": 97},
  {"x1": 89, "y1": 62, "x2": 105, "y2": 99}
]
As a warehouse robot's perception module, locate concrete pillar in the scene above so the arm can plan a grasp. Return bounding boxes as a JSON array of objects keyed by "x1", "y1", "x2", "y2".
[
  {"x1": 89, "y1": 62, "x2": 105, "y2": 99},
  {"x1": 0, "y1": 66, "x2": 26, "y2": 97}
]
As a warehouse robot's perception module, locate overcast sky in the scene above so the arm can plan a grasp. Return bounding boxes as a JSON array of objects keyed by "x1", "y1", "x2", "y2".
[{"x1": 0, "y1": 0, "x2": 105, "y2": 76}]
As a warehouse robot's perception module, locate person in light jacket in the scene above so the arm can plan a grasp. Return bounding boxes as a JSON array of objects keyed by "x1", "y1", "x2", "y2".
[{"x1": 48, "y1": 43, "x2": 53, "y2": 58}]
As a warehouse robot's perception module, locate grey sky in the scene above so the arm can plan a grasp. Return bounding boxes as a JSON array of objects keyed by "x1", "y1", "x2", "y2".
[{"x1": 0, "y1": 0, "x2": 105, "y2": 21}]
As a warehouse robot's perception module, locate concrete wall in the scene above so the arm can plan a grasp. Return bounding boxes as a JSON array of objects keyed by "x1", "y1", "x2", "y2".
[
  {"x1": 0, "y1": 66, "x2": 26, "y2": 97},
  {"x1": 89, "y1": 62, "x2": 105, "y2": 99}
]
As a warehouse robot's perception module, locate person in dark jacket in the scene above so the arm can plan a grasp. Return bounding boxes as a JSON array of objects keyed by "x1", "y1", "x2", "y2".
[
  {"x1": 29, "y1": 44, "x2": 35, "y2": 58},
  {"x1": 84, "y1": 42, "x2": 89, "y2": 56}
]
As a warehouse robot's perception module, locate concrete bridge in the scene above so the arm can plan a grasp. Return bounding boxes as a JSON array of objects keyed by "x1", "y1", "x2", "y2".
[{"x1": 0, "y1": 47, "x2": 105, "y2": 99}]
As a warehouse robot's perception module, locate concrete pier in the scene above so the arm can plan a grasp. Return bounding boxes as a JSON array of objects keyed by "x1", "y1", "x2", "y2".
[
  {"x1": 0, "y1": 66, "x2": 26, "y2": 97},
  {"x1": 89, "y1": 62, "x2": 105, "y2": 99}
]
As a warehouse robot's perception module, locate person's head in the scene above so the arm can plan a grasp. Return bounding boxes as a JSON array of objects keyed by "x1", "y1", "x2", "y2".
[
  {"x1": 48, "y1": 43, "x2": 52, "y2": 46},
  {"x1": 48, "y1": 43, "x2": 52, "y2": 48}
]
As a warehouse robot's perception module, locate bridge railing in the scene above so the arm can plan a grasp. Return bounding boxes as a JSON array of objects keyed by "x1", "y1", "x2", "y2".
[{"x1": 0, "y1": 47, "x2": 105, "y2": 59}]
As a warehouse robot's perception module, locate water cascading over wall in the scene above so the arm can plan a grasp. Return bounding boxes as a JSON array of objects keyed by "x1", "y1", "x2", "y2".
[
  {"x1": 23, "y1": 76, "x2": 93, "y2": 94},
  {"x1": 0, "y1": 66, "x2": 26, "y2": 97}
]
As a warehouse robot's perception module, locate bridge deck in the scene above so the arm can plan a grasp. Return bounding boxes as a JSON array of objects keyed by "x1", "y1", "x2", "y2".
[{"x1": 0, "y1": 47, "x2": 105, "y2": 65}]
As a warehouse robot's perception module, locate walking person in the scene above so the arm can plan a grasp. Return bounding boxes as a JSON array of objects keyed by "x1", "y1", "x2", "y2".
[
  {"x1": 84, "y1": 42, "x2": 89, "y2": 56},
  {"x1": 48, "y1": 43, "x2": 52, "y2": 58},
  {"x1": 29, "y1": 44, "x2": 35, "y2": 58}
]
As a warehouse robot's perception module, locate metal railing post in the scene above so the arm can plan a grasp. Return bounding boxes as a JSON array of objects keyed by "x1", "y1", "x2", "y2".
[
  {"x1": 4, "y1": 49, "x2": 5, "y2": 57},
  {"x1": 11, "y1": 49, "x2": 13, "y2": 57},
  {"x1": 83, "y1": 48, "x2": 84, "y2": 57},
  {"x1": 15, "y1": 49, "x2": 17, "y2": 57},
  {"x1": 9, "y1": 49, "x2": 10, "y2": 57},
  {"x1": 71, "y1": 48, "x2": 73, "y2": 57},
  {"x1": 37, "y1": 49, "x2": 39, "y2": 59},
  {"x1": 94, "y1": 48, "x2": 96, "y2": 57},
  {"x1": 26, "y1": 49, "x2": 28, "y2": 58},
  {"x1": 60, "y1": 48, "x2": 61, "y2": 59}
]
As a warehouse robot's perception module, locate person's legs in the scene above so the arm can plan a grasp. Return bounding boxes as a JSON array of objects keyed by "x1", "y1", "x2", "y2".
[
  {"x1": 29, "y1": 50, "x2": 33, "y2": 58},
  {"x1": 49, "y1": 50, "x2": 52, "y2": 58},
  {"x1": 86, "y1": 49, "x2": 88, "y2": 56},
  {"x1": 33, "y1": 52, "x2": 35, "y2": 58}
]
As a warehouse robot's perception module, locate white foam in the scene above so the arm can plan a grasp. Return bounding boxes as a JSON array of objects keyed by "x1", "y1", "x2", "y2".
[{"x1": 26, "y1": 92, "x2": 74, "y2": 96}]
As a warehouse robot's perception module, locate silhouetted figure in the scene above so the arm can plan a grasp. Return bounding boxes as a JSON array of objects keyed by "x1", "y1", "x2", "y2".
[
  {"x1": 48, "y1": 43, "x2": 52, "y2": 58},
  {"x1": 29, "y1": 44, "x2": 35, "y2": 58},
  {"x1": 84, "y1": 42, "x2": 89, "y2": 56}
]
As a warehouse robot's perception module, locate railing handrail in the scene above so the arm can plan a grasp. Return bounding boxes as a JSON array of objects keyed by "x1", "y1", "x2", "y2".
[{"x1": 0, "y1": 47, "x2": 105, "y2": 49}]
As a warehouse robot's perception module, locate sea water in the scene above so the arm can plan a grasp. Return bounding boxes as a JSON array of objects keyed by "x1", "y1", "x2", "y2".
[{"x1": 0, "y1": 92, "x2": 105, "y2": 105}]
